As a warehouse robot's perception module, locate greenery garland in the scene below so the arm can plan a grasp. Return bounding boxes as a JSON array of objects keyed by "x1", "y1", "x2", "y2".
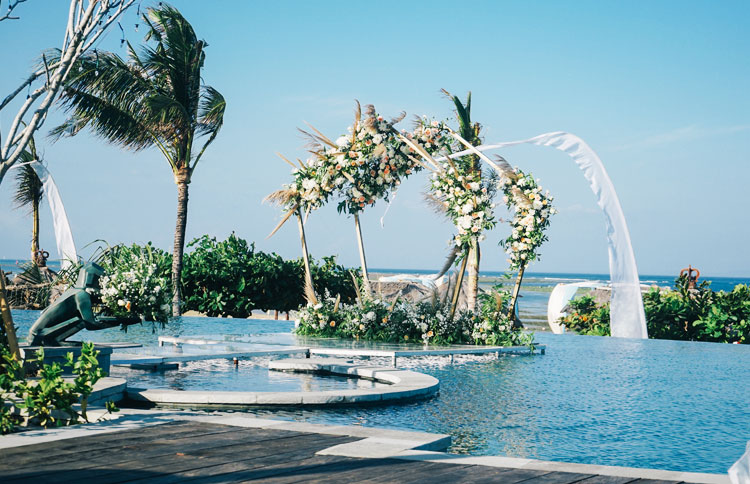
[{"x1": 499, "y1": 169, "x2": 556, "y2": 269}]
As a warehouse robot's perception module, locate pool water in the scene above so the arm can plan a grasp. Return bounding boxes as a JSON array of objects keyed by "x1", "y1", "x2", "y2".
[
  {"x1": 111, "y1": 359, "x2": 389, "y2": 393},
  {"x1": 9, "y1": 310, "x2": 750, "y2": 474}
]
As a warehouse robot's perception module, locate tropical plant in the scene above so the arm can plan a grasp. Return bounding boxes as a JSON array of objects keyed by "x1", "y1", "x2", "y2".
[
  {"x1": 444, "y1": 91, "x2": 484, "y2": 313},
  {"x1": 0, "y1": 342, "x2": 115, "y2": 433},
  {"x1": 52, "y1": 3, "x2": 225, "y2": 316},
  {"x1": 12, "y1": 137, "x2": 44, "y2": 262}
]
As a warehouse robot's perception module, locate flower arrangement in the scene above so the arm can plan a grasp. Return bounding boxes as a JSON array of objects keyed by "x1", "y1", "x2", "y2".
[
  {"x1": 98, "y1": 244, "x2": 171, "y2": 322},
  {"x1": 296, "y1": 288, "x2": 532, "y2": 347},
  {"x1": 499, "y1": 169, "x2": 556, "y2": 269},
  {"x1": 408, "y1": 117, "x2": 498, "y2": 249},
  {"x1": 429, "y1": 168, "x2": 498, "y2": 249}
]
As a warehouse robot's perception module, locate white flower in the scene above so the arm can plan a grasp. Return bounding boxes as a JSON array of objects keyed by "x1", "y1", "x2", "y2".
[
  {"x1": 117, "y1": 299, "x2": 125, "y2": 306},
  {"x1": 372, "y1": 134, "x2": 383, "y2": 144},
  {"x1": 335, "y1": 136, "x2": 349, "y2": 147},
  {"x1": 461, "y1": 202, "x2": 474, "y2": 215},
  {"x1": 301, "y1": 178, "x2": 318, "y2": 191},
  {"x1": 457, "y1": 215, "x2": 473, "y2": 230}
]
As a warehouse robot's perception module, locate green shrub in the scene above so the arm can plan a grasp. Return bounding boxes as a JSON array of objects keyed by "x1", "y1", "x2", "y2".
[
  {"x1": 181, "y1": 234, "x2": 358, "y2": 317},
  {"x1": 0, "y1": 342, "x2": 115, "y2": 434},
  {"x1": 558, "y1": 276, "x2": 749, "y2": 343}
]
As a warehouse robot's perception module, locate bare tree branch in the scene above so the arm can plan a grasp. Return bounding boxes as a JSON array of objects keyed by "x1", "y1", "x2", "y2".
[
  {"x1": 0, "y1": 0, "x2": 135, "y2": 185},
  {"x1": 0, "y1": 0, "x2": 28, "y2": 22}
]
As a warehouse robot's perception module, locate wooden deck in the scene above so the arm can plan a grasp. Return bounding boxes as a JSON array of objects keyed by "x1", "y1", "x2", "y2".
[{"x1": 0, "y1": 421, "x2": 686, "y2": 483}]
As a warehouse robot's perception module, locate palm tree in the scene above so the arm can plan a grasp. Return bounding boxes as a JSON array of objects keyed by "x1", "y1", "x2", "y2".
[
  {"x1": 13, "y1": 137, "x2": 44, "y2": 263},
  {"x1": 444, "y1": 90, "x2": 483, "y2": 312},
  {"x1": 52, "y1": 4, "x2": 225, "y2": 316}
]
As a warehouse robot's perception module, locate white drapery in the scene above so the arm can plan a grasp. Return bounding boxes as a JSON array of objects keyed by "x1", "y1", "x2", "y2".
[
  {"x1": 440, "y1": 131, "x2": 648, "y2": 339},
  {"x1": 9, "y1": 161, "x2": 78, "y2": 270}
]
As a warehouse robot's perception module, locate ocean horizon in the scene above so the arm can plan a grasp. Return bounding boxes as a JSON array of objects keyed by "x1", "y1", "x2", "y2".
[{"x1": 3, "y1": 258, "x2": 749, "y2": 293}]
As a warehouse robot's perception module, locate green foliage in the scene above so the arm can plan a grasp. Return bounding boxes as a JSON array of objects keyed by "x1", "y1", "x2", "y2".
[
  {"x1": 181, "y1": 234, "x2": 260, "y2": 317},
  {"x1": 296, "y1": 287, "x2": 533, "y2": 347},
  {"x1": 558, "y1": 277, "x2": 750, "y2": 343},
  {"x1": 474, "y1": 287, "x2": 536, "y2": 346},
  {"x1": 558, "y1": 294, "x2": 611, "y2": 336},
  {"x1": 53, "y1": 4, "x2": 225, "y2": 172},
  {"x1": 0, "y1": 343, "x2": 114, "y2": 434},
  {"x1": 181, "y1": 234, "x2": 358, "y2": 317}
]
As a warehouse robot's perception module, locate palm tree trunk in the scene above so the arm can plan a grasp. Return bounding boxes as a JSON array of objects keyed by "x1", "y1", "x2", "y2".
[
  {"x1": 353, "y1": 213, "x2": 372, "y2": 299},
  {"x1": 171, "y1": 171, "x2": 190, "y2": 317},
  {"x1": 466, "y1": 238, "x2": 480, "y2": 312},
  {"x1": 507, "y1": 264, "x2": 526, "y2": 327},
  {"x1": 31, "y1": 198, "x2": 40, "y2": 262}
]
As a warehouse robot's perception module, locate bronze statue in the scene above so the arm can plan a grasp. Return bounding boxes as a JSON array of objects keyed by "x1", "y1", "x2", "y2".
[{"x1": 28, "y1": 263, "x2": 139, "y2": 346}]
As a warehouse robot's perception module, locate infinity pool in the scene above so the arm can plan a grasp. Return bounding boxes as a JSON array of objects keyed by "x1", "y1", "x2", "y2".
[{"x1": 11, "y1": 310, "x2": 749, "y2": 474}]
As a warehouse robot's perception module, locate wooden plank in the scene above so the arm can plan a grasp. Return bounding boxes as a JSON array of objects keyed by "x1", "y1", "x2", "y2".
[
  {"x1": 143, "y1": 454, "x2": 355, "y2": 484},
  {"x1": 0, "y1": 422, "x2": 692, "y2": 484},
  {"x1": 0, "y1": 421, "x2": 227, "y2": 467},
  {"x1": 0, "y1": 422, "x2": 263, "y2": 475},
  {"x1": 628, "y1": 480, "x2": 683, "y2": 484},
  {"x1": 575, "y1": 476, "x2": 639, "y2": 484},
  {"x1": 5, "y1": 429, "x2": 342, "y2": 483},
  {"x1": 320, "y1": 460, "x2": 472, "y2": 484},
  {"x1": 191, "y1": 454, "x2": 379, "y2": 484},
  {"x1": 511, "y1": 471, "x2": 596, "y2": 484}
]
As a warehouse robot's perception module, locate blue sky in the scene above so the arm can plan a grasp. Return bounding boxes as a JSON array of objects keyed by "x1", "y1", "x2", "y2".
[{"x1": 1, "y1": 1, "x2": 749, "y2": 277}]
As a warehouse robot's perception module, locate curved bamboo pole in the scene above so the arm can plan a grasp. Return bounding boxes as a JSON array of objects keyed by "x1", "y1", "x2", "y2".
[
  {"x1": 296, "y1": 208, "x2": 318, "y2": 305},
  {"x1": 353, "y1": 213, "x2": 372, "y2": 299},
  {"x1": 507, "y1": 264, "x2": 526, "y2": 327},
  {"x1": 449, "y1": 249, "x2": 470, "y2": 320}
]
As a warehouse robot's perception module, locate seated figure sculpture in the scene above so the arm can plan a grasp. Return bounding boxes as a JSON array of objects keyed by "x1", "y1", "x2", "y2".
[{"x1": 28, "y1": 262, "x2": 139, "y2": 346}]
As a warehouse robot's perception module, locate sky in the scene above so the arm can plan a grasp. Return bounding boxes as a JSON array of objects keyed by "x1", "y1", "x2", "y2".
[{"x1": 1, "y1": 1, "x2": 749, "y2": 278}]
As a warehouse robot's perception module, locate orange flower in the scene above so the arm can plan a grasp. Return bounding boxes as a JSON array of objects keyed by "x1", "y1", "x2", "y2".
[
  {"x1": 125, "y1": 301, "x2": 132, "y2": 311},
  {"x1": 330, "y1": 321, "x2": 336, "y2": 327},
  {"x1": 426, "y1": 330, "x2": 433, "y2": 337}
]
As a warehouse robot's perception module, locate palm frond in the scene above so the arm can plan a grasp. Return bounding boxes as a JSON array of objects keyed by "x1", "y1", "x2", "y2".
[
  {"x1": 13, "y1": 159, "x2": 44, "y2": 212},
  {"x1": 197, "y1": 86, "x2": 225, "y2": 136}
]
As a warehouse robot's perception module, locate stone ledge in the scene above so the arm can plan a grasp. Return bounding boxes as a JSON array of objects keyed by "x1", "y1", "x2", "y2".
[{"x1": 125, "y1": 358, "x2": 439, "y2": 407}]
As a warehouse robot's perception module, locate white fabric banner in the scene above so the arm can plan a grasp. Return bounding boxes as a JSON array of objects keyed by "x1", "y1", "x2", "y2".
[
  {"x1": 440, "y1": 131, "x2": 648, "y2": 339},
  {"x1": 10, "y1": 161, "x2": 78, "y2": 270}
]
